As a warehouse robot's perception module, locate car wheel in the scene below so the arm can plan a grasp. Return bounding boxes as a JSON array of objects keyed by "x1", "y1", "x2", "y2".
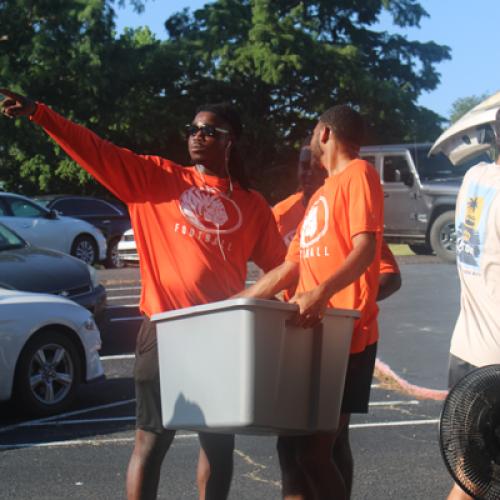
[
  {"x1": 71, "y1": 235, "x2": 97, "y2": 265},
  {"x1": 408, "y1": 243, "x2": 434, "y2": 255},
  {"x1": 105, "y1": 238, "x2": 124, "y2": 269},
  {"x1": 14, "y1": 331, "x2": 82, "y2": 416},
  {"x1": 429, "y1": 211, "x2": 456, "y2": 263}
]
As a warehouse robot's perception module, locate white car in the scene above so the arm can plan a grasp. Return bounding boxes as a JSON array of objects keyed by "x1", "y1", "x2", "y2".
[
  {"x1": 117, "y1": 228, "x2": 139, "y2": 264},
  {"x1": 0, "y1": 288, "x2": 104, "y2": 416},
  {"x1": 0, "y1": 192, "x2": 107, "y2": 265}
]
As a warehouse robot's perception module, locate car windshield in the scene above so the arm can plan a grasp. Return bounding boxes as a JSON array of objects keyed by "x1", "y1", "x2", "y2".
[
  {"x1": 34, "y1": 198, "x2": 51, "y2": 208},
  {"x1": 411, "y1": 147, "x2": 492, "y2": 181},
  {"x1": 0, "y1": 223, "x2": 27, "y2": 251}
]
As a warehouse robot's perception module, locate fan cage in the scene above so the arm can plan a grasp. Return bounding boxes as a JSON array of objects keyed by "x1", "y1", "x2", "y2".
[{"x1": 440, "y1": 364, "x2": 500, "y2": 500}]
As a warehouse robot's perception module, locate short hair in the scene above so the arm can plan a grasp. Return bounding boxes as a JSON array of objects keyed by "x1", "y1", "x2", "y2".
[
  {"x1": 319, "y1": 105, "x2": 365, "y2": 150},
  {"x1": 196, "y1": 102, "x2": 243, "y2": 140}
]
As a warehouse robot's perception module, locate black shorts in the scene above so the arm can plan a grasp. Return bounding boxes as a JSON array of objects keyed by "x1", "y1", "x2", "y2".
[
  {"x1": 341, "y1": 342, "x2": 377, "y2": 414},
  {"x1": 134, "y1": 316, "x2": 166, "y2": 434},
  {"x1": 448, "y1": 354, "x2": 478, "y2": 390}
]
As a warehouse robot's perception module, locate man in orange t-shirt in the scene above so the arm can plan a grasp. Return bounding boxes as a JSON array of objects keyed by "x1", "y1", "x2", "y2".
[
  {"x1": 239, "y1": 105, "x2": 384, "y2": 499},
  {"x1": 273, "y1": 145, "x2": 400, "y2": 304},
  {"x1": 1, "y1": 89, "x2": 286, "y2": 500}
]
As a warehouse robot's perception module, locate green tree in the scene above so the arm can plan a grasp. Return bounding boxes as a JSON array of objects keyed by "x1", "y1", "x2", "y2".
[
  {"x1": 0, "y1": 0, "x2": 183, "y2": 195},
  {"x1": 449, "y1": 93, "x2": 490, "y2": 124},
  {"x1": 164, "y1": 0, "x2": 450, "y2": 200},
  {"x1": 1, "y1": 0, "x2": 450, "y2": 203}
]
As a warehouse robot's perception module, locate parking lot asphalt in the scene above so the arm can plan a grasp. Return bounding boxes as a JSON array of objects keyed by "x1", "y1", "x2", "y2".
[{"x1": 0, "y1": 259, "x2": 458, "y2": 499}]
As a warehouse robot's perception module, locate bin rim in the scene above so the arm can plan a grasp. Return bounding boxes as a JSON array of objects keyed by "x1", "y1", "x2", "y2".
[{"x1": 151, "y1": 297, "x2": 361, "y2": 323}]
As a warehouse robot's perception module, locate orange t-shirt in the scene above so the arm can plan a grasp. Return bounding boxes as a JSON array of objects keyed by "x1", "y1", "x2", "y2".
[
  {"x1": 286, "y1": 159, "x2": 384, "y2": 354},
  {"x1": 31, "y1": 104, "x2": 287, "y2": 317},
  {"x1": 272, "y1": 192, "x2": 306, "y2": 246},
  {"x1": 274, "y1": 192, "x2": 398, "y2": 271}
]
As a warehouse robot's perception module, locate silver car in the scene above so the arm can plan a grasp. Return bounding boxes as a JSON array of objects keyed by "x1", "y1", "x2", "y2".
[
  {"x1": 0, "y1": 287, "x2": 104, "y2": 416},
  {"x1": 0, "y1": 192, "x2": 107, "y2": 265}
]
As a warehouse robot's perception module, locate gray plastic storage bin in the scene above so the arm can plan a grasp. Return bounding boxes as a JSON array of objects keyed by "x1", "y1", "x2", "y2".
[{"x1": 152, "y1": 298, "x2": 359, "y2": 434}]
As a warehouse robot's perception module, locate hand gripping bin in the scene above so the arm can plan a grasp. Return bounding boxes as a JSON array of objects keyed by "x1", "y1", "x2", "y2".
[{"x1": 152, "y1": 298, "x2": 360, "y2": 434}]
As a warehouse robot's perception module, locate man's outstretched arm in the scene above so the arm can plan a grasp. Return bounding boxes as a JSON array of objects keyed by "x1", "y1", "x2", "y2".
[{"x1": 1, "y1": 88, "x2": 159, "y2": 203}]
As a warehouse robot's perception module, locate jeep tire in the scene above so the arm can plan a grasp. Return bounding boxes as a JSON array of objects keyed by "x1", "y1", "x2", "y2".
[{"x1": 429, "y1": 210, "x2": 456, "y2": 263}]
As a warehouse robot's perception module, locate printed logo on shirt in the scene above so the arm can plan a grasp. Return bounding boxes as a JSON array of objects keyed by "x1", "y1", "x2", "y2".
[
  {"x1": 179, "y1": 187, "x2": 243, "y2": 235},
  {"x1": 300, "y1": 196, "x2": 329, "y2": 248},
  {"x1": 173, "y1": 222, "x2": 234, "y2": 252},
  {"x1": 456, "y1": 182, "x2": 498, "y2": 271}
]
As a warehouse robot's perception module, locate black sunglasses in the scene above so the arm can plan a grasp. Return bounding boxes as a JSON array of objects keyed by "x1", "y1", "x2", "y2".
[{"x1": 185, "y1": 123, "x2": 229, "y2": 138}]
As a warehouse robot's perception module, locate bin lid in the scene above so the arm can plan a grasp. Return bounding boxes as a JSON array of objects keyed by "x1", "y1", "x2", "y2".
[{"x1": 151, "y1": 297, "x2": 361, "y2": 323}]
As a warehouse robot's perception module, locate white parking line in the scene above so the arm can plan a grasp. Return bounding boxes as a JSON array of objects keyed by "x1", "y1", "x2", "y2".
[
  {"x1": 369, "y1": 400, "x2": 419, "y2": 407},
  {"x1": 0, "y1": 399, "x2": 136, "y2": 434},
  {"x1": 106, "y1": 286, "x2": 142, "y2": 291},
  {"x1": 107, "y1": 295, "x2": 141, "y2": 301},
  {"x1": 0, "y1": 437, "x2": 136, "y2": 450},
  {"x1": 5, "y1": 401, "x2": 420, "y2": 430},
  {"x1": 0, "y1": 433, "x2": 196, "y2": 450},
  {"x1": 0, "y1": 394, "x2": 420, "y2": 434},
  {"x1": 0, "y1": 419, "x2": 440, "y2": 450},
  {"x1": 1, "y1": 401, "x2": 420, "y2": 430},
  {"x1": 109, "y1": 316, "x2": 143, "y2": 322},
  {"x1": 101, "y1": 354, "x2": 135, "y2": 360},
  {"x1": 350, "y1": 419, "x2": 439, "y2": 429},
  {"x1": 106, "y1": 304, "x2": 139, "y2": 310},
  {"x1": 14, "y1": 416, "x2": 136, "y2": 427}
]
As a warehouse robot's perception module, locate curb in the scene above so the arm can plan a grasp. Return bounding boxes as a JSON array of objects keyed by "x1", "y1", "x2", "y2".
[{"x1": 100, "y1": 279, "x2": 141, "y2": 287}]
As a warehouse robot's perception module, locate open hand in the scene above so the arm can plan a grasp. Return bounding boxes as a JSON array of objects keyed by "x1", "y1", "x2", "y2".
[
  {"x1": 289, "y1": 286, "x2": 329, "y2": 328},
  {"x1": 0, "y1": 88, "x2": 37, "y2": 118}
]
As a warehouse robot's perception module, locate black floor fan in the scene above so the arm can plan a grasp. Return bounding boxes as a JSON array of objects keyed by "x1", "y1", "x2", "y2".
[{"x1": 440, "y1": 365, "x2": 500, "y2": 499}]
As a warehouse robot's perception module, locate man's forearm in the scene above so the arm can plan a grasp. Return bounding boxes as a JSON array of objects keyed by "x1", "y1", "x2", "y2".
[
  {"x1": 236, "y1": 261, "x2": 299, "y2": 299},
  {"x1": 316, "y1": 233, "x2": 376, "y2": 301}
]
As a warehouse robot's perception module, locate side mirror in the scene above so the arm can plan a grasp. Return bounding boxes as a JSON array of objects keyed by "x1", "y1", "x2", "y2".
[
  {"x1": 394, "y1": 169, "x2": 402, "y2": 183},
  {"x1": 47, "y1": 209, "x2": 59, "y2": 219}
]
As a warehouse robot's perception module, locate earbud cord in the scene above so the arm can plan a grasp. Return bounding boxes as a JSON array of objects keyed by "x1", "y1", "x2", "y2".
[
  {"x1": 194, "y1": 164, "x2": 228, "y2": 261},
  {"x1": 194, "y1": 164, "x2": 232, "y2": 198}
]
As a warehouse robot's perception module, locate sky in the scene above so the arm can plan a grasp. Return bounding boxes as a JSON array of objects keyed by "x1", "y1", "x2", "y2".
[{"x1": 114, "y1": 0, "x2": 500, "y2": 120}]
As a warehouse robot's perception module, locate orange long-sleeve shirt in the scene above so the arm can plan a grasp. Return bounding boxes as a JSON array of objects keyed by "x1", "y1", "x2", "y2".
[{"x1": 31, "y1": 104, "x2": 286, "y2": 317}]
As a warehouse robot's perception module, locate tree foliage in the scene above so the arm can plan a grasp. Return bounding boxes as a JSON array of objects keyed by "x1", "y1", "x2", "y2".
[
  {"x1": 449, "y1": 93, "x2": 489, "y2": 124},
  {"x1": 0, "y1": 0, "x2": 450, "y2": 202}
]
